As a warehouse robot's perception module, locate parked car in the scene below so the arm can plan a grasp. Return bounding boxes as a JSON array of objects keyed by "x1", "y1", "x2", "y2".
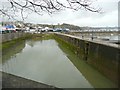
[
  {"x1": 62, "y1": 28, "x2": 70, "y2": 32},
  {"x1": 54, "y1": 28, "x2": 62, "y2": 32}
]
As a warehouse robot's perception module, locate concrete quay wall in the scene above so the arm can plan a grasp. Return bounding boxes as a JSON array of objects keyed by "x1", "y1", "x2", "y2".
[
  {"x1": 0, "y1": 32, "x2": 25, "y2": 43},
  {"x1": 55, "y1": 33, "x2": 119, "y2": 84},
  {"x1": 2, "y1": 71, "x2": 57, "y2": 88},
  {"x1": 69, "y1": 31, "x2": 119, "y2": 39}
]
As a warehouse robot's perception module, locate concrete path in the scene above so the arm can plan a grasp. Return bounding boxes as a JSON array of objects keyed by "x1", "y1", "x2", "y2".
[{"x1": 56, "y1": 33, "x2": 119, "y2": 49}]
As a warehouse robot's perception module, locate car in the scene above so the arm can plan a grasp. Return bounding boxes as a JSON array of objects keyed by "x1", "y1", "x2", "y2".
[
  {"x1": 54, "y1": 28, "x2": 62, "y2": 32},
  {"x1": 62, "y1": 28, "x2": 70, "y2": 32}
]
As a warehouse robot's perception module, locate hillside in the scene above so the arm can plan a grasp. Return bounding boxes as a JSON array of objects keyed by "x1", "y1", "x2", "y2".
[{"x1": 37, "y1": 23, "x2": 82, "y2": 30}]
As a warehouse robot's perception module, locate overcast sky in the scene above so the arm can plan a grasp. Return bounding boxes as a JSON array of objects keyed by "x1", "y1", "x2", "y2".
[{"x1": 1, "y1": 0, "x2": 119, "y2": 27}]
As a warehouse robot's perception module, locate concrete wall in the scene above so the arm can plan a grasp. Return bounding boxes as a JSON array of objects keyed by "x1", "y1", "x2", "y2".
[
  {"x1": 55, "y1": 33, "x2": 119, "y2": 84},
  {"x1": 0, "y1": 32, "x2": 25, "y2": 43},
  {"x1": 87, "y1": 41, "x2": 119, "y2": 84},
  {"x1": 69, "y1": 31, "x2": 118, "y2": 37},
  {"x1": 2, "y1": 71, "x2": 56, "y2": 88}
]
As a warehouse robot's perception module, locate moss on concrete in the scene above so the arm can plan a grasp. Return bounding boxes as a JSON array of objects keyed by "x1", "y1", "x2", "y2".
[
  {"x1": 54, "y1": 34, "x2": 117, "y2": 88},
  {"x1": 1, "y1": 33, "x2": 118, "y2": 88}
]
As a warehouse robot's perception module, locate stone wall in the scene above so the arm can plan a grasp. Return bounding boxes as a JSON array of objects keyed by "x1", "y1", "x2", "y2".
[
  {"x1": 55, "y1": 33, "x2": 119, "y2": 84},
  {"x1": 0, "y1": 32, "x2": 25, "y2": 43}
]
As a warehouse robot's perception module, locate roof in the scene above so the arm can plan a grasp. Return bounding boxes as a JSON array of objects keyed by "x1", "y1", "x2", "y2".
[{"x1": 5, "y1": 25, "x2": 15, "y2": 29}]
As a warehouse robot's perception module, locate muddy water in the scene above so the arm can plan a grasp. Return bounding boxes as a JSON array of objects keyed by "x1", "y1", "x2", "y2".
[
  {"x1": 1, "y1": 36, "x2": 117, "y2": 88},
  {"x1": 1, "y1": 39, "x2": 92, "y2": 88}
]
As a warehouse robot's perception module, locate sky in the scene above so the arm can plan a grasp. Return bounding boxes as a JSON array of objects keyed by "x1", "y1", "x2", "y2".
[{"x1": 0, "y1": 0, "x2": 119, "y2": 27}]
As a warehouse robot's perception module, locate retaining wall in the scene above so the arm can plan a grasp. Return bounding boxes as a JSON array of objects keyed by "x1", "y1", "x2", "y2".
[
  {"x1": 55, "y1": 33, "x2": 119, "y2": 84},
  {"x1": 0, "y1": 32, "x2": 25, "y2": 43},
  {"x1": 2, "y1": 71, "x2": 56, "y2": 88}
]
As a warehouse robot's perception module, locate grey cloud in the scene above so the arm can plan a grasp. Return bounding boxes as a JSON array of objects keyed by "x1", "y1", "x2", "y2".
[{"x1": 0, "y1": 0, "x2": 118, "y2": 27}]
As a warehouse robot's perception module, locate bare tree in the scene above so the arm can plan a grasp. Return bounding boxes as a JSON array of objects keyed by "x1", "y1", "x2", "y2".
[{"x1": 0, "y1": 0, "x2": 101, "y2": 20}]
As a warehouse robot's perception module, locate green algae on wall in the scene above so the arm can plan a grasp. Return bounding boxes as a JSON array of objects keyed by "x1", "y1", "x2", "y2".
[
  {"x1": 54, "y1": 34, "x2": 118, "y2": 88},
  {"x1": 87, "y1": 42, "x2": 119, "y2": 84},
  {"x1": 1, "y1": 33, "x2": 118, "y2": 88}
]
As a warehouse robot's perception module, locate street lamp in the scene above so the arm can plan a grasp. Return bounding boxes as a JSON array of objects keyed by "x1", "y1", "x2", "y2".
[{"x1": 91, "y1": 30, "x2": 93, "y2": 40}]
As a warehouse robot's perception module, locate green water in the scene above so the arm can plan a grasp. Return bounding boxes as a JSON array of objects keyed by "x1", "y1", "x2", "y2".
[{"x1": 1, "y1": 35, "x2": 117, "y2": 88}]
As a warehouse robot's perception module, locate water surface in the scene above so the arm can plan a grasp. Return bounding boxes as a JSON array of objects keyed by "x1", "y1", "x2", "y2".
[
  {"x1": 1, "y1": 37, "x2": 117, "y2": 88},
  {"x1": 1, "y1": 39, "x2": 92, "y2": 88}
]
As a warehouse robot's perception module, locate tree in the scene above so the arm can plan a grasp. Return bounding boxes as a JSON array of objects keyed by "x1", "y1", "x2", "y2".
[{"x1": 0, "y1": 0, "x2": 101, "y2": 20}]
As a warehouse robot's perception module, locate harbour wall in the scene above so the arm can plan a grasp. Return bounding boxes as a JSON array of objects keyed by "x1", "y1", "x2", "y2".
[
  {"x1": 55, "y1": 33, "x2": 119, "y2": 85},
  {"x1": 0, "y1": 32, "x2": 25, "y2": 43},
  {"x1": 2, "y1": 71, "x2": 57, "y2": 88}
]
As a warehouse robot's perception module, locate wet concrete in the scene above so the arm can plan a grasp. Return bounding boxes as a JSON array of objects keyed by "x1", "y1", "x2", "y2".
[
  {"x1": 55, "y1": 33, "x2": 119, "y2": 87},
  {"x1": 1, "y1": 71, "x2": 58, "y2": 88},
  {"x1": 1, "y1": 33, "x2": 118, "y2": 88}
]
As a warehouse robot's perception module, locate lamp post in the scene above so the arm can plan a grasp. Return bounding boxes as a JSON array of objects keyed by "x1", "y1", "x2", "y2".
[{"x1": 91, "y1": 29, "x2": 93, "y2": 40}]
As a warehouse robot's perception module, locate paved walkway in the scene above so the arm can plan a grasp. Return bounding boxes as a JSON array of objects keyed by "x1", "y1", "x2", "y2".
[{"x1": 56, "y1": 33, "x2": 119, "y2": 49}]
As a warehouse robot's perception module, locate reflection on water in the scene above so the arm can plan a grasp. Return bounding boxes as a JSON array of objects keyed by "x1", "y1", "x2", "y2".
[
  {"x1": 1, "y1": 37, "x2": 117, "y2": 88},
  {"x1": 1, "y1": 39, "x2": 92, "y2": 88},
  {"x1": 2, "y1": 41, "x2": 26, "y2": 64}
]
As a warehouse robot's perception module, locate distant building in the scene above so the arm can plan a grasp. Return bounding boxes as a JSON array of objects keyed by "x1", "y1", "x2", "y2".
[{"x1": 4, "y1": 25, "x2": 16, "y2": 33}]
